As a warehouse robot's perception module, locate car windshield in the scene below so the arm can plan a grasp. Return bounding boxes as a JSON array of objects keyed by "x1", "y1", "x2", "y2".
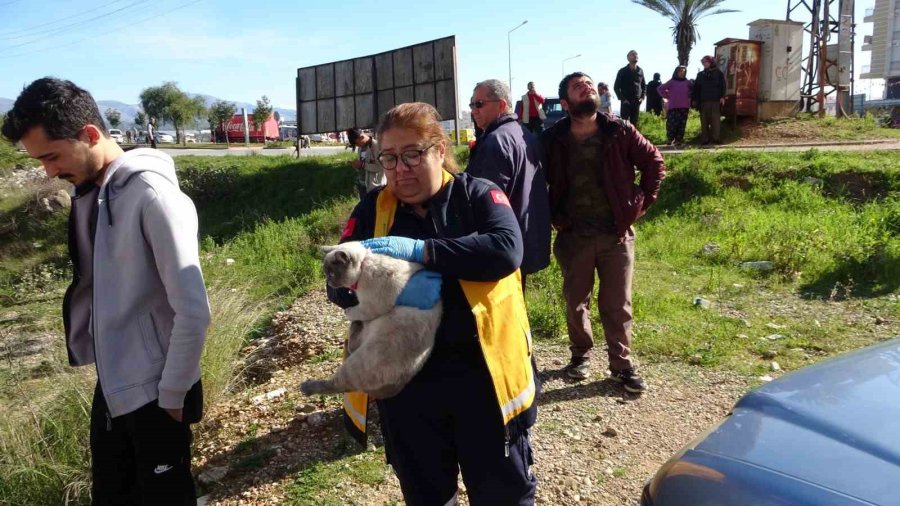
[{"x1": 544, "y1": 100, "x2": 563, "y2": 113}]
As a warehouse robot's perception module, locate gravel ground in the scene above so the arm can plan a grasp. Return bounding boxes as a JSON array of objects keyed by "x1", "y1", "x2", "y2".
[{"x1": 195, "y1": 290, "x2": 752, "y2": 505}]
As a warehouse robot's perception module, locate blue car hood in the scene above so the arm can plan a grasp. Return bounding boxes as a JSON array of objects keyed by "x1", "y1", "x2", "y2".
[{"x1": 694, "y1": 338, "x2": 900, "y2": 504}]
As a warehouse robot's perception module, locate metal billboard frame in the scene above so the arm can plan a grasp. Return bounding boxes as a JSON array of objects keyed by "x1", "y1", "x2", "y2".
[{"x1": 296, "y1": 36, "x2": 459, "y2": 141}]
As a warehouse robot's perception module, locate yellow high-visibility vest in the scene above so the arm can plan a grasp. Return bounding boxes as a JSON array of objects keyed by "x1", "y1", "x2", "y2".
[{"x1": 343, "y1": 171, "x2": 536, "y2": 444}]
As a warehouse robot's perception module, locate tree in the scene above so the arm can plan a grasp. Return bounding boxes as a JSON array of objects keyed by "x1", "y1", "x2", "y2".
[
  {"x1": 134, "y1": 111, "x2": 147, "y2": 129},
  {"x1": 170, "y1": 95, "x2": 207, "y2": 146},
  {"x1": 252, "y1": 95, "x2": 273, "y2": 145},
  {"x1": 209, "y1": 100, "x2": 237, "y2": 146},
  {"x1": 105, "y1": 108, "x2": 122, "y2": 129},
  {"x1": 631, "y1": 0, "x2": 738, "y2": 66},
  {"x1": 140, "y1": 82, "x2": 206, "y2": 146}
]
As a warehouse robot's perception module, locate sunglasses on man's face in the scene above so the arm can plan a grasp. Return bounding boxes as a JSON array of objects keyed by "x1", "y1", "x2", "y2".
[{"x1": 469, "y1": 99, "x2": 501, "y2": 109}]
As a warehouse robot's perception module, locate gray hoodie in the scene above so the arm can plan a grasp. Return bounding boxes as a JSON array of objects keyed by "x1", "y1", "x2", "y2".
[{"x1": 65, "y1": 148, "x2": 210, "y2": 417}]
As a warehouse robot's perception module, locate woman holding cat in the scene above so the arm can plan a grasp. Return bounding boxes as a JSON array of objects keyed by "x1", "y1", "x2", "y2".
[{"x1": 328, "y1": 102, "x2": 538, "y2": 506}]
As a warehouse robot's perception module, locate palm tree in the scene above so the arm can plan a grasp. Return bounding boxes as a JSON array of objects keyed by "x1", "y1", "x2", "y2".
[{"x1": 632, "y1": 0, "x2": 739, "y2": 66}]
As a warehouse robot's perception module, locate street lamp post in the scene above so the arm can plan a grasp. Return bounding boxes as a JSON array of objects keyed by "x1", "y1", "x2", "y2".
[
  {"x1": 508, "y1": 20, "x2": 528, "y2": 91},
  {"x1": 561, "y1": 54, "x2": 582, "y2": 77}
]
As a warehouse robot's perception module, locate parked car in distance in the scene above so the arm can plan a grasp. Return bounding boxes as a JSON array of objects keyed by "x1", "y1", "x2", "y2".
[
  {"x1": 541, "y1": 98, "x2": 565, "y2": 130},
  {"x1": 154, "y1": 132, "x2": 175, "y2": 143},
  {"x1": 108, "y1": 129, "x2": 123, "y2": 143},
  {"x1": 642, "y1": 337, "x2": 900, "y2": 506},
  {"x1": 513, "y1": 97, "x2": 566, "y2": 131}
]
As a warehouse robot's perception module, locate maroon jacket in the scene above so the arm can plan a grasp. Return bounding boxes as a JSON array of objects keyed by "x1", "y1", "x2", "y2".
[{"x1": 539, "y1": 113, "x2": 665, "y2": 238}]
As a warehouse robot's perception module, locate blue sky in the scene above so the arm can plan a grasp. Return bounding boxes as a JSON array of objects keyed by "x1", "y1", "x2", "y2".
[{"x1": 0, "y1": 0, "x2": 884, "y2": 112}]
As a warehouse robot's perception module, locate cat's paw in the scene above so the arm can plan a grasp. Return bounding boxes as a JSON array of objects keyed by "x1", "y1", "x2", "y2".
[{"x1": 298, "y1": 380, "x2": 318, "y2": 396}]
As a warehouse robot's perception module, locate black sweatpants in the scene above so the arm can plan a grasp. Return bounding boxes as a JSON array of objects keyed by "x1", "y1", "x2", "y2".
[
  {"x1": 90, "y1": 382, "x2": 200, "y2": 505},
  {"x1": 378, "y1": 356, "x2": 537, "y2": 506}
]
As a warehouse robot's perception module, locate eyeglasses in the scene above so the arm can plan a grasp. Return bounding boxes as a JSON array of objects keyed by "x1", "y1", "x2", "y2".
[
  {"x1": 469, "y1": 99, "x2": 501, "y2": 109},
  {"x1": 376, "y1": 144, "x2": 435, "y2": 171}
]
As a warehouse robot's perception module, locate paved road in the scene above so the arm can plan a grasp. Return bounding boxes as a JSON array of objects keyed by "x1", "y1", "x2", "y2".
[{"x1": 159, "y1": 146, "x2": 348, "y2": 157}]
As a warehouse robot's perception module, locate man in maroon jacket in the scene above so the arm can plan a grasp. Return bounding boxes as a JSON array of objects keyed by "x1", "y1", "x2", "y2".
[{"x1": 540, "y1": 72, "x2": 665, "y2": 392}]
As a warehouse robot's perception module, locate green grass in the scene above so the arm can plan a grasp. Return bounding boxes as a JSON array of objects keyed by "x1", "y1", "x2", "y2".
[
  {"x1": 637, "y1": 110, "x2": 900, "y2": 146},
  {"x1": 0, "y1": 153, "x2": 360, "y2": 505},
  {"x1": 637, "y1": 110, "x2": 739, "y2": 146},
  {"x1": 0, "y1": 141, "x2": 31, "y2": 176},
  {"x1": 2, "y1": 146, "x2": 898, "y2": 503},
  {"x1": 285, "y1": 449, "x2": 387, "y2": 506},
  {"x1": 526, "y1": 148, "x2": 900, "y2": 375}
]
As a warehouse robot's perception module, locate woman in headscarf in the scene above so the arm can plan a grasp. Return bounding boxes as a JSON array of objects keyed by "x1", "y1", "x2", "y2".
[
  {"x1": 692, "y1": 55, "x2": 727, "y2": 145},
  {"x1": 657, "y1": 65, "x2": 692, "y2": 145}
]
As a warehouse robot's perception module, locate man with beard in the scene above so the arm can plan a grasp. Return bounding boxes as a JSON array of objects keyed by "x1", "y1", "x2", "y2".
[
  {"x1": 613, "y1": 50, "x2": 646, "y2": 127},
  {"x1": 540, "y1": 72, "x2": 665, "y2": 392}
]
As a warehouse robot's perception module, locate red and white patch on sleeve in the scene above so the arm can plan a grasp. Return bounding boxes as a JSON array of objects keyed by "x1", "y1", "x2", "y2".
[
  {"x1": 490, "y1": 189, "x2": 511, "y2": 207},
  {"x1": 340, "y1": 217, "x2": 357, "y2": 240}
]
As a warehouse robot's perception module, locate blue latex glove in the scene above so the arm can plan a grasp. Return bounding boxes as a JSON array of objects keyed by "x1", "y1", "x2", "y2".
[
  {"x1": 360, "y1": 236, "x2": 426, "y2": 263},
  {"x1": 395, "y1": 270, "x2": 442, "y2": 309}
]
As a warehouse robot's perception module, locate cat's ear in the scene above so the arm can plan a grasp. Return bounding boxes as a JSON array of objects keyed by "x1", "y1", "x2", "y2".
[{"x1": 334, "y1": 250, "x2": 350, "y2": 265}]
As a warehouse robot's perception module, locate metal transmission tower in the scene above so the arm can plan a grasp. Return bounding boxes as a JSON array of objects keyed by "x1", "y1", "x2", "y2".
[{"x1": 787, "y1": 0, "x2": 855, "y2": 116}]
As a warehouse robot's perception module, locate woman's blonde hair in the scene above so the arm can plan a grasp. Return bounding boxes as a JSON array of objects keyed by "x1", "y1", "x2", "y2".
[{"x1": 375, "y1": 102, "x2": 459, "y2": 174}]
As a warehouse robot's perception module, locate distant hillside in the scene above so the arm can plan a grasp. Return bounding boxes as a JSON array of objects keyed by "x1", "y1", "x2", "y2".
[
  {"x1": 0, "y1": 98, "x2": 13, "y2": 115},
  {"x1": 0, "y1": 94, "x2": 295, "y2": 128}
]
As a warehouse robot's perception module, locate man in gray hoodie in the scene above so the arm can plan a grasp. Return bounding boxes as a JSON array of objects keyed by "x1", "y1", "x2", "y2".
[{"x1": 1, "y1": 78, "x2": 210, "y2": 504}]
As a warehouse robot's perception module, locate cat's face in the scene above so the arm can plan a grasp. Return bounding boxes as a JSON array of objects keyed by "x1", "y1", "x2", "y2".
[{"x1": 322, "y1": 242, "x2": 366, "y2": 288}]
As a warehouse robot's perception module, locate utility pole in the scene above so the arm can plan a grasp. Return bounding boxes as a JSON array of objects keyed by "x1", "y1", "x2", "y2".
[
  {"x1": 508, "y1": 20, "x2": 528, "y2": 91},
  {"x1": 787, "y1": 0, "x2": 855, "y2": 116}
]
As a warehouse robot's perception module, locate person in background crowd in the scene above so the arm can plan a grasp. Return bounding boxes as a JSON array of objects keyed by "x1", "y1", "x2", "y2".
[
  {"x1": 613, "y1": 50, "x2": 646, "y2": 127},
  {"x1": 347, "y1": 127, "x2": 385, "y2": 200},
  {"x1": 467, "y1": 79, "x2": 551, "y2": 289},
  {"x1": 692, "y1": 55, "x2": 726, "y2": 145},
  {"x1": 519, "y1": 81, "x2": 546, "y2": 135},
  {"x1": 147, "y1": 118, "x2": 157, "y2": 148},
  {"x1": 597, "y1": 82, "x2": 613, "y2": 114},
  {"x1": 330, "y1": 102, "x2": 539, "y2": 505},
  {"x1": 646, "y1": 72, "x2": 663, "y2": 115},
  {"x1": 541, "y1": 72, "x2": 666, "y2": 392},
  {"x1": 657, "y1": 66, "x2": 692, "y2": 145}
]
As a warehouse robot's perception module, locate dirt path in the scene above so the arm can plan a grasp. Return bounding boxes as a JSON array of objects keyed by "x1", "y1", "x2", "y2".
[{"x1": 195, "y1": 290, "x2": 752, "y2": 505}]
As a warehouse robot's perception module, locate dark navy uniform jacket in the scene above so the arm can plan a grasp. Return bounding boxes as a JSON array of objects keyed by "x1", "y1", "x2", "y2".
[{"x1": 327, "y1": 172, "x2": 538, "y2": 433}]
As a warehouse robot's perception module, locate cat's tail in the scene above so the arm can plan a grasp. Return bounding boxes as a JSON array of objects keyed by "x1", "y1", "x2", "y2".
[{"x1": 299, "y1": 379, "x2": 338, "y2": 396}]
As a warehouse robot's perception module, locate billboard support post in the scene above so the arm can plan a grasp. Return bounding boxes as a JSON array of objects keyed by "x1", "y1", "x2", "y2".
[{"x1": 241, "y1": 108, "x2": 250, "y2": 145}]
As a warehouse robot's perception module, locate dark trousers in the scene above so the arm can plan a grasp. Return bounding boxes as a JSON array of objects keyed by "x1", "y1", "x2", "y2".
[
  {"x1": 525, "y1": 117, "x2": 543, "y2": 135},
  {"x1": 666, "y1": 108, "x2": 690, "y2": 143},
  {"x1": 378, "y1": 360, "x2": 536, "y2": 506},
  {"x1": 699, "y1": 101, "x2": 722, "y2": 143},
  {"x1": 620, "y1": 100, "x2": 640, "y2": 127},
  {"x1": 554, "y1": 229, "x2": 635, "y2": 371},
  {"x1": 90, "y1": 382, "x2": 198, "y2": 505}
]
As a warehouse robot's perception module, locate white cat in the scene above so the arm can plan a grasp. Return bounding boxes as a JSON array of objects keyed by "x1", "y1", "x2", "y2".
[{"x1": 299, "y1": 241, "x2": 442, "y2": 399}]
